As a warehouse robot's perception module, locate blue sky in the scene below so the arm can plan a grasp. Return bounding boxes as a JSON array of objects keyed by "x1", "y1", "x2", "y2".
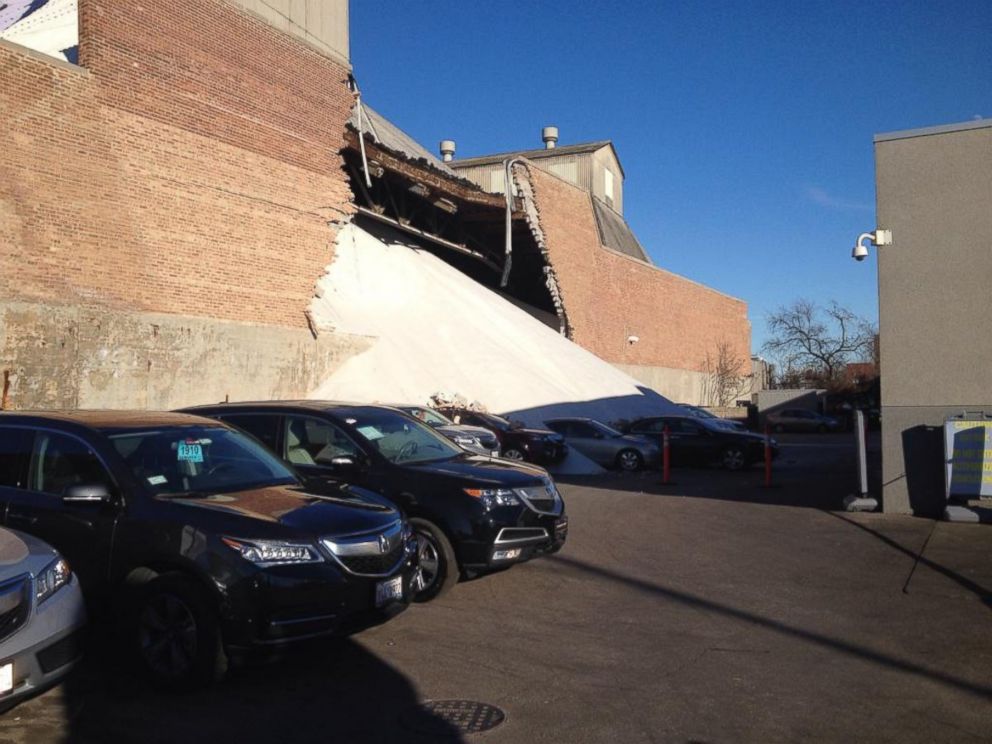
[{"x1": 352, "y1": 1, "x2": 991, "y2": 352}]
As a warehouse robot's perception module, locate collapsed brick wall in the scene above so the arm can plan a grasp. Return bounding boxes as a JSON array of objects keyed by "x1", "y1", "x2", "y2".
[
  {"x1": 1, "y1": 0, "x2": 355, "y2": 329},
  {"x1": 523, "y1": 165, "x2": 751, "y2": 374}
]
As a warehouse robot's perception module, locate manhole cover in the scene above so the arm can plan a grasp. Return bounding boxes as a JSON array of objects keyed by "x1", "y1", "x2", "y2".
[{"x1": 399, "y1": 699, "x2": 506, "y2": 736}]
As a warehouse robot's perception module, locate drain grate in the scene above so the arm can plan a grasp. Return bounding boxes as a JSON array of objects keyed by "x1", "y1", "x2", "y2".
[{"x1": 399, "y1": 699, "x2": 506, "y2": 736}]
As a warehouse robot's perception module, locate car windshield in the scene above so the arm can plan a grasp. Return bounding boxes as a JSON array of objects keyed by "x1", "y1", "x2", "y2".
[
  {"x1": 405, "y1": 407, "x2": 452, "y2": 427},
  {"x1": 107, "y1": 425, "x2": 297, "y2": 496},
  {"x1": 344, "y1": 410, "x2": 462, "y2": 464}
]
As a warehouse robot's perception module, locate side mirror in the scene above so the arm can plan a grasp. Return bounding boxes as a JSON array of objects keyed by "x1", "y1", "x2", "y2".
[{"x1": 63, "y1": 483, "x2": 113, "y2": 504}]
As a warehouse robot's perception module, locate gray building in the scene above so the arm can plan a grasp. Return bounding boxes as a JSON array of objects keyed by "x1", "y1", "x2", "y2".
[
  {"x1": 226, "y1": 0, "x2": 349, "y2": 65},
  {"x1": 873, "y1": 118, "x2": 992, "y2": 516}
]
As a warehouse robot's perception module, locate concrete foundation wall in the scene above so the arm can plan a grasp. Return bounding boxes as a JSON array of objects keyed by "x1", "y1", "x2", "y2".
[
  {"x1": 0, "y1": 303, "x2": 370, "y2": 410},
  {"x1": 613, "y1": 363, "x2": 709, "y2": 405}
]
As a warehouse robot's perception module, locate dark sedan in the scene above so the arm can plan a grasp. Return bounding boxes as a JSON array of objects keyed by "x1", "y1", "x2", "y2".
[
  {"x1": 544, "y1": 418, "x2": 659, "y2": 471},
  {"x1": 766, "y1": 409, "x2": 841, "y2": 433},
  {"x1": 622, "y1": 416, "x2": 778, "y2": 471},
  {"x1": 438, "y1": 409, "x2": 568, "y2": 465}
]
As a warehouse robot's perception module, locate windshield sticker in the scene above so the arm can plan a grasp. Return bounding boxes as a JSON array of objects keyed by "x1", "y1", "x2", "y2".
[
  {"x1": 356, "y1": 426, "x2": 384, "y2": 441},
  {"x1": 147, "y1": 475, "x2": 168, "y2": 485},
  {"x1": 177, "y1": 440, "x2": 204, "y2": 463}
]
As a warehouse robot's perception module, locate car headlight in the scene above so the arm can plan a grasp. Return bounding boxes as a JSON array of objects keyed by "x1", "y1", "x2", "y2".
[
  {"x1": 221, "y1": 537, "x2": 323, "y2": 566},
  {"x1": 464, "y1": 487, "x2": 520, "y2": 510},
  {"x1": 36, "y1": 556, "x2": 71, "y2": 604}
]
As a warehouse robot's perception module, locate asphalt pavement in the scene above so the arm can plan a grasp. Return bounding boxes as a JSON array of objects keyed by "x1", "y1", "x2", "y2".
[{"x1": 3, "y1": 432, "x2": 991, "y2": 743}]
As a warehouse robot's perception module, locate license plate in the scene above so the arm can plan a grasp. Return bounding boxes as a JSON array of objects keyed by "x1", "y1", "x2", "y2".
[
  {"x1": 0, "y1": 663, "x2": 11, "y2": 694},
  {"x1": 491, "y1": 450, "x2": 500, "y2": 457},
  {"x1": 375, "y1": 576, "x2": 403, "y2": 607}
]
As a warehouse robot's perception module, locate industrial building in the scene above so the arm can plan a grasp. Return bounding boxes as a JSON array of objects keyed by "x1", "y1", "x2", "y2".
[{"x1": 1, "y1": 0, "x2": 750, "y2": 412}]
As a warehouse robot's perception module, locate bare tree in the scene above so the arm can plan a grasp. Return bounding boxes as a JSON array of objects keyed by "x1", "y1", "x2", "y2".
[
  {"x1": 762, "y1": 300, "x2": 876, "y2": 385},
  {"x1": 701, "y1": 341, "x2": 751, "y2": 407}
]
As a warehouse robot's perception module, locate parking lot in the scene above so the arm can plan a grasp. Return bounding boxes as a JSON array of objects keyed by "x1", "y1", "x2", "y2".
[{"x1": 3, "y1": 432, "x2": 991, "y2": 743}]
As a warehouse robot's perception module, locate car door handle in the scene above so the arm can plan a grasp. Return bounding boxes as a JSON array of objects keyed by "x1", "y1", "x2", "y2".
[{"x1": 8, "y1": 509, "x2": 38, "y2": 525}]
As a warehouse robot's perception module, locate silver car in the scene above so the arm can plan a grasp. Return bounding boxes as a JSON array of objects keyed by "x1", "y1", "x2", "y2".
[
  {"x1": 544, "y1": 418, "x2": 660, "y2": 471},
  {"x1": 398, "y1": 406, "x2": 501, "y2": 457},
  {"x1": 0, "y1": 527, "x2": 86, "y2": 712}
]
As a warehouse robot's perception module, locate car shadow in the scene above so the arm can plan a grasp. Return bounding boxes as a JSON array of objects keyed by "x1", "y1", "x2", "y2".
[{"x1": 0, "y1": 632, "x2": 464, "y2": 744}]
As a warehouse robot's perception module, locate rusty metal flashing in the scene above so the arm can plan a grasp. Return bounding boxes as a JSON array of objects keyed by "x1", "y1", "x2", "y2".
[{"x1": 508, "y1": 162, "x2": 571, "y2": 338}]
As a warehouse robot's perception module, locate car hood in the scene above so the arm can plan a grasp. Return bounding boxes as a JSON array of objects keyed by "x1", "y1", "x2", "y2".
[
  {"x1": 0, "y1": 528, "x2": 61, "y2": 580},
  {"x1": 404, "y1": 454, "x2": 549, "y2": 487},
  {"x1": 159, "y1": 483, "x2": 400, "y2": 537}
]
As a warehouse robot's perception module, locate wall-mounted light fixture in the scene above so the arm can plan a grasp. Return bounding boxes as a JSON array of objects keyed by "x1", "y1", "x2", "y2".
[
  {"x1": 851, "y1": 229, "x2": 892, "y2": 262},
  {"x1": 627, "y1": 335, "x2": 639, "y2": 345}
]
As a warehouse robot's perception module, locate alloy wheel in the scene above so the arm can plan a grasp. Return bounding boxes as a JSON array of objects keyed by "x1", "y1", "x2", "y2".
[
  {"x1": 138, "y1": 593, "x2": 198, "y2": 680},
  {"x1": 722, "y1": 447, "x2": 746, "y2": 471},
  {"x1": 502, "y1": 449, "x2": 524, "y2": 461},
  {"x1": 618, "y1": 449, "x2": 642, "y2": 471},
  {"x1": 412, "y1": 533, "x2": 440, "y2": 595}
]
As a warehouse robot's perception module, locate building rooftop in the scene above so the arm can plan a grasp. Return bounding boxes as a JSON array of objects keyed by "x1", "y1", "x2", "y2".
[
  {"x1": 874, "y1": 117, "x2": 992, "y2": 143},
  {"x1": 449, "y1": 140, "x2": 621, "y2": 175},
  {"x1": 348, "y1": 104, "x2": 460, "y2": 177}
]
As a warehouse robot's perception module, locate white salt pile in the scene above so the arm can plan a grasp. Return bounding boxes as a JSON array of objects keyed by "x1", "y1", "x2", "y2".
[{"x1": 308, "y1": 222, "x2": 680, "y2": 472}]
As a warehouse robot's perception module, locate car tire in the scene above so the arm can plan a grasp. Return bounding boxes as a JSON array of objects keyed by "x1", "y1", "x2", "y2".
[
  {"x1": 721, "y1": 446, "x2": 747, "y2": 471},
  {"x1": 615, "y1": 448, "x2": 643, "y2": 472},
  {"x1": 502, "y1": 448, "x2": 524, "y2": 461},
  {"x1": 130, "y1": 572, "x2": 226, "y2": 691},
  {"x1": 410, "y1": 518, "x2": 458, "y2": 603}
]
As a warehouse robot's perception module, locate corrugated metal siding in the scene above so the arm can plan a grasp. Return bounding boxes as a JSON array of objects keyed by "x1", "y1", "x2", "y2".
[
  {"x1": 592, "y1": 198, "x2": 650, "y2": 263},
  {"x1": 546, "y1": 158, "x2": 579, "y2": 185}
]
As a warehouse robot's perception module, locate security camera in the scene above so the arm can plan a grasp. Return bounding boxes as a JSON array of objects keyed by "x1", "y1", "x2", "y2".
[{"x1": 852, "y1": 243, "x2": 869, "y2": 261}]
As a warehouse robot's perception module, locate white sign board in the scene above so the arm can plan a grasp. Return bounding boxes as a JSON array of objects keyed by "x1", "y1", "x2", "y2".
[{"x1": 944, "y1": 418, "x2": 992, "y2": 499}]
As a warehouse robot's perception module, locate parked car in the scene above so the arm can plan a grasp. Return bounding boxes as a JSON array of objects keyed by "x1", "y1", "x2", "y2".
[
  {"x1": 436, "y1": 408, "x2": 568, "y2": 465},
  {"x1": 766, "y1": 409, "x2": 841, "y2": 433},
  {"x1": 677, "y1": 404, "x2": 747, "y2": 431},
  {"x1": 621, "y1": 416, "x2": 778, "y2": 471},
  {"x1": 0, "y1": 411, "x2": 417, "y2": 689},
  {"x1": 183, "y1": 402, "x2": 568, "y2": 603},
  {"x1": 0, "y1": 527, "x2": 86, "y2": 712},
  {"x1": 395, "y1": 406, "x2": 500, "y2": 457},
  {"x1": 543, "y1": 418, "x2": 659, "y2": 471}
]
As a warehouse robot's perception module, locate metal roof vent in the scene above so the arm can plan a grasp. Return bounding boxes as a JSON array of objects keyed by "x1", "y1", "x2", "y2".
[
  {"x1": 439, "y1": 140, "x2": 456, "y2": 162},
  {"x1": 542, "y1": 126, "x2": 559, "y2": 149}
]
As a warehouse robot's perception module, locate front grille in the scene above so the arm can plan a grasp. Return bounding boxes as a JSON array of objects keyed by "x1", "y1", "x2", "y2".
[
  {"x1": 515, "y1": 482, "x2": 563, "y2": 515},
  {"x1": 0, "y1": 575, "x2": 30, "y2": 643},
  {"x1": 322, "y1": 521, "x2": 411, "y2": 577},
  {"x1": 37, "y1": 629, "x2": 84, "y2": 674},
  {"x1": 336, "y1": 541, "x2": 406, "y2": 576}
]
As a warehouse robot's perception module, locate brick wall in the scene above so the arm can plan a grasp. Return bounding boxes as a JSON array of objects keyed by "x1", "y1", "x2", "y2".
[
  {"x1": 1, "y1": 0, "x2": 355, "y2": 330},
  {"x1": 525, "y1": 165, "x2": 751, "y2": 374}
]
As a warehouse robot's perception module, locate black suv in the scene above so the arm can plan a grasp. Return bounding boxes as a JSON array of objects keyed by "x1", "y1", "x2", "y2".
[
  {"x1": 437, "y1": 409, "x2": 568, "y2": 465},
  {"x1": 0, "y1": 411, "x2": 417, "y2": 689},
  {"x1": 622, "y1": 415, "x2": 779, "y2": 471},
  {"x1": 184, "y1": 402, "x2": 569, "y2": 601}
]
